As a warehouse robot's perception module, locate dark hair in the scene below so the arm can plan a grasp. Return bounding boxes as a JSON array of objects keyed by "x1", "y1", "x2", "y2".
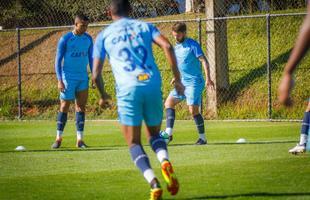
[
  {"x1": 110, "y1": 0, "x2": 131, "y2": 16},
  {"x1": 172, "y1": 22, "x2": 187, "y2": 33},
  {"x1": 75, "y1": 13, "x2": 89, "y2": 21}
]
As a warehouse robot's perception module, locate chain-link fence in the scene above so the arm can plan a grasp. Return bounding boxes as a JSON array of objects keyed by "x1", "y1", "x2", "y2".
[
  {"x1": 0, "y1": 0, "x2": 308, "y2": 29},
  {"x1": 0, "y1": 0, "x2": 309, "y2": 120}
]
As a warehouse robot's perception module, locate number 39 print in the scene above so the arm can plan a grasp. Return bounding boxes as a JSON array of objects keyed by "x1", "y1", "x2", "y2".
[{"x1": 118, "y1": 45, "x2": 151, "y2": 72}]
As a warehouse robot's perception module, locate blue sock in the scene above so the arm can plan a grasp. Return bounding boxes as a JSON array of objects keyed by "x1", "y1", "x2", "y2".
[
  {"x1": 165, "y1": 108, "x2": 175, "y2": 135},
  {"x1": 194, "y1": 113, "x2": 206, "y2": 141},
  {"x1": 150, "y1": 135, "x2": 169, "y2": 163},
  {"x1": 57, "y1": 112, "x2": 67, "y2": 132},
  {"x1": 130, "y1": 144, "x2": 151, "y2": 173},
  {"x1": 166, "y1": 108, "x2": 175, "y2": 128},
  {"x1": 301, "y1": 111, "x2": 310, "y2": 135},
  {"x1": 76, "y1": 112, "x2": 85, "y2": 132},
  {"x1": 130, "y1": 144, "x2": 155, "y2": 183}
]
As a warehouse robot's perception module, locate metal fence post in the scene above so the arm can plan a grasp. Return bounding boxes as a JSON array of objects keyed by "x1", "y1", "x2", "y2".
[
  {"x1": 266, "y1": 14, "x2": 272, "y2": 120},
  {"x1": 197, "y1": 18, "x2": 203, "y2": 115},
  {"x1": 16, "y1": 27, "x2": 22, "y2": 119}
]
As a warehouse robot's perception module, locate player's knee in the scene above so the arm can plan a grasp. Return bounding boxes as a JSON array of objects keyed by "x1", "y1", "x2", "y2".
[
  {"x1": 165, "y1": 99, "x2": 175, "y2": 109},
  {"x1": 75, "y1": 105, "x2": 86, "y2": 112},
  {"x1": 189, "y1": 107, "x2": 199, "y2": 116},
  {"x1": 164, "y1": 102, "x2": 172, "y2": 109},
  {"x1": 60, "y1": 101, "x2": 70, "y2": 112}
]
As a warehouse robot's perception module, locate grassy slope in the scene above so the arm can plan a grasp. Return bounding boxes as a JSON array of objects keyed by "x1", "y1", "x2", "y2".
[
  {"x1": 0, "y1": 10, "x2": 309, "y2": 119},
  {"x1": 0, "y1": 121, "x2": 309, "y2": 200}
]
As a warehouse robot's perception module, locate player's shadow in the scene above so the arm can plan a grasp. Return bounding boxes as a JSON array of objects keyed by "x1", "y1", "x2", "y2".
[
  {"x1": 167, "y1": 192, "x2": 310, "y2": 199},
  {"x1": 168, "y1": 140, "x2": 296, "y2": 147},
  {"x1": 222, "y1": 49, "x2": 292, "y2": 103},
  {"x1": 0, "y1": 30, "x2": 60, "y2": 67},
  {"x1": 0, "y1": 148, "x2": 117, "y2": 153}
]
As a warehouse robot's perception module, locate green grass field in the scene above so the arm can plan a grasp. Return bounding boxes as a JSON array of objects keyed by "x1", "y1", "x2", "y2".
[{"x1": 0, "y1": 120, "x2": 309, "y2": 200}]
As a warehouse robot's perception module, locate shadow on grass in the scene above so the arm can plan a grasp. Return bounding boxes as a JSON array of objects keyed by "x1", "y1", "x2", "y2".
[
  {"x1": 168, "y1": 192, "x2": 310, "y2": 200},
  {"x1": 169, "y1": 140, "x2": 297, "y2": 147},
  {"x1": 0, "y1": 140, "x2": 298, "y2": 153},
  {"x1": 223, "y1": 49, "x2": 292, "y2": 102},
  {"x1": 23, "y1": 99, "x2": 59, "y2": 107},
  {"x1": 0, "y1": 30, "x2": 60, "y2": 67},
  {"x1": 0, "y1": 147, "x2": 117, "y2": 153}
]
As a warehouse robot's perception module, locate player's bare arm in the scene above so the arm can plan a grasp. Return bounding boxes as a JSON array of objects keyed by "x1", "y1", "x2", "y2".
[
  {"x1": 92, "y1": 58, "x2": 111, "y2": 108},
  {"x1": 198, "y1": 55, "x2": 215, "y2": 90},
  {"x1": 153, "y1": 34, "x2": 185, "y2": 95},
  {"x1": 278, "y1": 4, "x2": 310, "y2": 106},
  {"x1": 57, "y1": 80, "x2": 65, "y2": 92}
]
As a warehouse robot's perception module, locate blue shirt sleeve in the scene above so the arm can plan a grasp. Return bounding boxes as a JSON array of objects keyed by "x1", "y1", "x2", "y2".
[
  {"x1": 55, "y1": 36, "x2": 66, "y2": 80},
  {"x1": 190, "y1": 39, "x2": 204, "y2": 58},
  {"x1": 88, "y1": 36, "x2": 94, "y2": 72},
  {"x1": 148, "y1": 23, "x2": 161, "y2": 41},
  {"x1": 93, "y1": 33, "x2": 106, "y2": 61}
]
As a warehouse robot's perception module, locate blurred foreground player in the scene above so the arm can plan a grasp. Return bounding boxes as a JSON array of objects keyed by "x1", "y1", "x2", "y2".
[
  {"x1": 278, "y1": 2, "x2": 310, "y2": 154},
  {"x1": 92, "y1": 0, "x2": 184, "y2": 199}
]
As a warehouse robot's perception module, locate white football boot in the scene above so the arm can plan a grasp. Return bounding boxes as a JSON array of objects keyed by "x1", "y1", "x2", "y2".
[{"x1": 288, "y1": 144, "x2": 306, "y2": 154}]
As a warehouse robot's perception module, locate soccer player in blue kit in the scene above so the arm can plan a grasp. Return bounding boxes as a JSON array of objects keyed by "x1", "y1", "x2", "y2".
[
  {"x1": 52, "y1": 14, "x2": 93, "y2": 149},
  {"x1": 278, "y1": 1, "x2": 310, "y2": 154},
  {"x1": 161, "y1": 22, "x2": 215, "y2": 145},
  {"x1": 92, "y1": 0, "x2": 184, "y2": 199}
]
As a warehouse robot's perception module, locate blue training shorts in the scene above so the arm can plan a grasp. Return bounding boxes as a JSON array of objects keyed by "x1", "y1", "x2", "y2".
[
  {"x1": 169, "y1": 82, "x2": 204, "y2": 106},
  {"x1": 60, "y1": 79, "x2": 89, "y2": 101},
  {"x1": 117, "y1": 86, "x2": 163, "y2": 126}
]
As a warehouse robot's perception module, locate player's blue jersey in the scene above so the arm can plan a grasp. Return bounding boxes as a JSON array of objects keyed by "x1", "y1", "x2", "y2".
[
  {"x1": 174, "y1": 38, "x2": 204, "y2": 86},
  {"x1": 93, "y1": 18, "x2": 162, "y2": 92},
  {"x1": 55, "y1": 32, "x2": 93, "y2": 81}
]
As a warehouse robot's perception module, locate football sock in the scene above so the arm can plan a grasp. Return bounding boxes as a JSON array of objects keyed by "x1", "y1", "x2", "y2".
[
  {"x1": 165, "y1": 108, "x2": 175, "y2": 136},
  {"x1": 299, "y1": 111, "x2": 309, "y2": 145},
  {"x1": 194, "y1": 113, "x2": 206, "y2": 141},
  {"x1": 76, "y1": 112, "x2": 85, "y2": 140},
  {"x1": 130, "y1": 144, "x2": 156, "y2": 184},
  {"x1": 150, "y1": 135, "x2": 169, "y2": 163},
  {"x1": 56, "y1": 112, "x2": 67, "y2": 140}
]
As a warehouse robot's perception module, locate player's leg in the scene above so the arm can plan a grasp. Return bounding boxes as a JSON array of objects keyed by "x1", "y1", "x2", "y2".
[
  {"x1": 289, "y1": 100, "x2": 310, "y2": 154},
  {"x1": 162, "y1": 89, "x2": 183, "y2": 143},
  {"x1": 187, "y1": 84, "x2": 206, "y2": 145},
  {"x1": 52, "y1": 79, "x2": 74, "y2": 149},
  {"x1": 52, "y1": 100, "x2": 71, "y2": 149},
  {"x1": 75, "y1": 85, "x2": 88, "y2": 148},
  {"x1": 117, "y1": 88, "x2": 162, "y2": 199},
  {"x1": 146, "y1": 125, "x2": 179, "y2": 196},
  {"x1": 188, "y1": 105, "x2": 206, "y2": 145},
  {"x1": 144, "y1": 88, "x2": 179, "y2": 196},
  {"x1": 122, "y1": 125, "x2": 162, "y2": 198}
]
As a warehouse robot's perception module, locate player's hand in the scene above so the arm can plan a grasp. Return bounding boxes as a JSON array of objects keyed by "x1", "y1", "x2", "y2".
[
  {"x1": 278, "y1": 73, "x2": 294, "y2": 106},
  {"x1": 58, "y1": 80, "x2": 65, "y2": 92},
  {"x1": 99, "y1": 92, "x2": 112, "y2": 109},
  {"x1": 170, "y1": 78, "x2": 175, "y2": 85},
  {"x1": 206, "y1": 79, "x2": 215, "y2": 90},
  {"x1": 174, "y1": 80, "x2": 185, "y2": 95},
  {"x1": 91, "y1": 80, "x2": 96, "y2": 89}
]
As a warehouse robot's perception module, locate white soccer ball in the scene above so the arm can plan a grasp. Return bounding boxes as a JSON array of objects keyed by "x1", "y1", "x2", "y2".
[
  {"x1": 236, "y1": 138, "x2": 246, "y2": 144},
  {"x1": 159, "y1": 131, "x2": 170, "y2": 144},
  {"x1": 15, "y1": 146, "x2": 26, "y2": 151}
]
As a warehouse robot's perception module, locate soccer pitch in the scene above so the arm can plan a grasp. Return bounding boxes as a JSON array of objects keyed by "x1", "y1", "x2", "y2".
[{"x1": 0, "y1": 121, "x2": 309, "y2": 200}]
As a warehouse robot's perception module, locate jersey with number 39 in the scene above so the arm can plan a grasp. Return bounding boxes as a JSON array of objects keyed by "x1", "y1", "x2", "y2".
[{"x1": 93, "y1": 18, "x2": 162, "y2": 92}]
